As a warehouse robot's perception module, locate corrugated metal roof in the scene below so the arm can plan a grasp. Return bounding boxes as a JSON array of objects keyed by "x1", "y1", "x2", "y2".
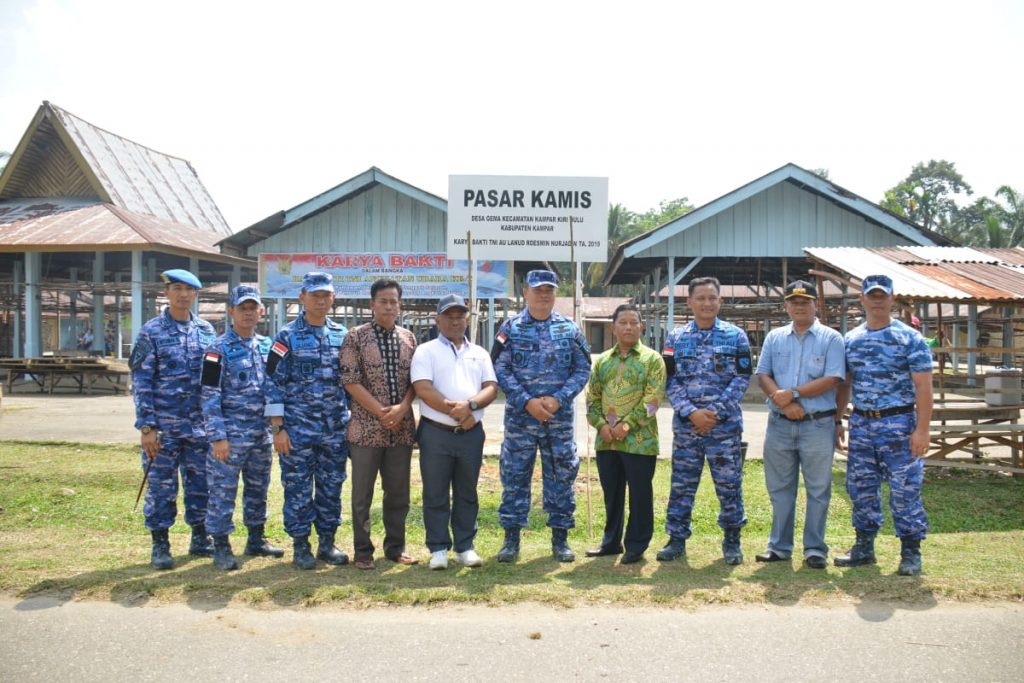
[
  {"x1": 805, "y1": 246, "x2": 1024, "y2": 303},
  {"x1": 50, "y1": 104, "x2": 232, "y2": 237},
  {"x1": 0, "y1": 197, "x2": 102, "y2": 223},
  {"x1": 0, "y1": 203, "x2": 250, "y2": 265}
]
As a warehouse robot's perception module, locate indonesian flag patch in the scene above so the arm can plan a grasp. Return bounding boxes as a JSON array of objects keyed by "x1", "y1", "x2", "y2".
[
  {"x1": 205, "y1": 351, "x2": 221, "y2": 364},
  {"x1": 497, "y1": 331, "x2": 508, "y2": 344},
  {"x1": 271, "y1": 341, "x2": 288, "y2": 357}
]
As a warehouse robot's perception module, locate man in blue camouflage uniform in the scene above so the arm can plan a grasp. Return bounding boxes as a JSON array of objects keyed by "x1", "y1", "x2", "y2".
[
  {"x1": 130, "y1": 269, "x2": 216, "y2": 570},
  {"x1": 200, "y1": 286, "x2": 284, "y2": 570},
  {"x1": 835, "y1": 274, "x2": 932, "y2": 576},
  {"x1": 264, "y1": 272, "x2": 351, "y2": 570},
  {"x1": 659, "y1": 276, "x2": 752, "y2": 565},
  {"x1": 491, "y1": 269, "x2": 591, "y2": 563}
]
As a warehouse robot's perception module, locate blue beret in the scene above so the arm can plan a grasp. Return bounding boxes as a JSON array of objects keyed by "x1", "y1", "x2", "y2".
[
  {"x1": 526, "y1": 269, "x2": 558, "y2": 288},
  {"x1": 301, "y1": 271, "x2": 335, "y2": 293},
  {"x1": 161, "y1": 269, "x2": 202, "y2": 289},
  {"x1": 230, "y1": 285, "x2": 262, "y2": 306}
]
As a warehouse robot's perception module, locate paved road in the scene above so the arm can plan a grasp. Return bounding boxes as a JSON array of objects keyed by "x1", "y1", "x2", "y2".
[
  {"x1": 0, "y1": 391, "x2": 773, "y2": 458},
  {"x1": 2, "y1": 598, "x2": 1022, "y2": 681}
]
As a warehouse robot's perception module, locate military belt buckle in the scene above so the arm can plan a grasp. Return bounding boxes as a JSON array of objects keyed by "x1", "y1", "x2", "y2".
[{"x1": 868, "y1": 409, "x2": 882, "y2": 419}]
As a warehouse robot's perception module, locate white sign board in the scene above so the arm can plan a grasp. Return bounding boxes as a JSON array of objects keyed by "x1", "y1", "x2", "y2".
[{"x1": 447, "y1": 175, "x2": 609, "y2": 262}]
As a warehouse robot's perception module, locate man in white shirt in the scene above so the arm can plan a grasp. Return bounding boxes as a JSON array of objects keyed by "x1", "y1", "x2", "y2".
[{"x1": 411, "y1": 294, "x2": 499, "y2": 570}]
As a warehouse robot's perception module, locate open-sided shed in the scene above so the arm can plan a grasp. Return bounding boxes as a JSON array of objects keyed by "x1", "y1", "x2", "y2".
[{"x1": 0, "y1": 101, "x2": 256, "y2": 358}]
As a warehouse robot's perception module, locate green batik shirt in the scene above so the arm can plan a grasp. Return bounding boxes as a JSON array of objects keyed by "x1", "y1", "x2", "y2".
[{"x1": 586, "y1": 340, "x2": 666, "y2": 456}]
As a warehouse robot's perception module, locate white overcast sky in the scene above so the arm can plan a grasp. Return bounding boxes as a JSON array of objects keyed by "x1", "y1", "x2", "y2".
[{"x1": 1, "y1": 0, "x2": 1022, "y2": 233}]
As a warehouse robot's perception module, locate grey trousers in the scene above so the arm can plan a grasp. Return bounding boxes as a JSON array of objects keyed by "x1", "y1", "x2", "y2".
[
  {"x1": 350, "y1": 443, "x2": 413, "y2": 560},
  {"x1": 418, "y1": 421, "x2": 485, "y2": 552}
]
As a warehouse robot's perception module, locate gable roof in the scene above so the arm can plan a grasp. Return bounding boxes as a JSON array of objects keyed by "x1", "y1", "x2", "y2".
[
  {"x1": 603, "y1": 162, "x2": 953, "y2": 285},
  {"x1": 0, "y1": 101, "x2": 231, "y2": 237},
  {"x1": 219, "y1": 166, "x2": 447, "y2": 252}
]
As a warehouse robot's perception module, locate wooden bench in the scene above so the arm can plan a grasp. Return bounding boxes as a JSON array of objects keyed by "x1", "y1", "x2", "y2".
[
  {"x1": 0, "y1": 358, "x2": 130, "y2": 395},
  {"x1": 924, "y1": 401, "x2": 1024, "y2": 473}
]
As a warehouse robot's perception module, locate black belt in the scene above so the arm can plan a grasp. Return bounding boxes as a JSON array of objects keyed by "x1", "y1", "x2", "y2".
[
  {"x1": 420, "y1": 416, "x2": 479, "y2": 435},
  {"x1": 779, "y1": 409, "x2": 837, "y2": 422},
  {"x1": 852, "y1": 405, "x2": 915, "y2": 419}
]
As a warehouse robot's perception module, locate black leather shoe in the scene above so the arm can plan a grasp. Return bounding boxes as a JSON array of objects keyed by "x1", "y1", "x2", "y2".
[
  {"x1": 805, "y1": 555, "x2": 827, "y2": 569},
  {"x1": 585, "y1": 546, "x2": 624, "y2": 558},
  {"x1": 620, "y1": 551, "x2": 643, "y2": 564},
  {"x1": 755, "y1": 550, "x2": 787, "y2": 563}
]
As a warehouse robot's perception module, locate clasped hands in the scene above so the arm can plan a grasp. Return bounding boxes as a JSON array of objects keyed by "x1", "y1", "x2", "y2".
[
  {"x1": 771, "y1": 388, "x2": 806, "y2": 420},
  {"x1": 689, "y1": 408, "x2": 719, "y2": 435},
  {"x1": 599, "y1": 421, "x2": 631, "y2": 443},
  {"x1": 526, "y1": 396, "x2": 560, "y2": 424},
  {"x1": 444, "y1": 399, "x2": 478, "y2": 430},
  {"x1": 376, "y1": 403, "x2": 410, "y2": 431}
]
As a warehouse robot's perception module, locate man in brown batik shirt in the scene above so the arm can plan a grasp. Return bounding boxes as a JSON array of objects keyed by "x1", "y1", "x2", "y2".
[{"x1": 340, "y1": 279, "x2": 418, "y2": 569}]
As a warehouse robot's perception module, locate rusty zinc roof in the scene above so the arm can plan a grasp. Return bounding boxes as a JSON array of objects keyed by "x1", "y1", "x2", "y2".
[
  {"x1": 804, "y1": 246, "x2": 1024, "y2": 303},
  {"x1": 0, "y1": 203, "x2": 250, "y2": 265},
  {"x1": 0, "y1": 102, "x2": 232, "y2": 237}
]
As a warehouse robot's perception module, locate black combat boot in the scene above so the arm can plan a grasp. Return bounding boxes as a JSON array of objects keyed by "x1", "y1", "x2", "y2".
[
  {"x1": 316, "y1": 532, "x2": 349, "y2": 565},
  {"x1": 496, "y1": 527, "x2": 521, "y2": 563},
  {"x1": 212, "y1": 535, "x2": 238, "y2": 571},
  {"x1": 551, "y1": 528, "x2": 575, "y2": 563},
  {"x1": 656, "y1": 537, "x2": 687, "y2": 562},
  {"x1": 897, "y1": 537, "x2": 922, "y2": 576},
  {"x1": 151, "y1": 530, "x2": 173, "y2": 570},
  {"x1": 834, "y1": 530, "x2": 877, "y2": 567},
  {"x1": 292, "y1": 536, "x2": 317, "y2": 570},
  {"x1": 244, "y1": 525, "x2": 284, "y2": 558},
  {"x1": 188, "y1": 522, "x2": 214, "y2": 557},
  {"x1": 722, "y1": 527, "x2": 744, "y2": 565}
]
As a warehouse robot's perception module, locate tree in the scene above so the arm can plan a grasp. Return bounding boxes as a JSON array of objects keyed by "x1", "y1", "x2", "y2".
[
  {"x1": 949, "y1": 196, "x2": 1000, "y2": 246},
  {"x1": 880, "y1": 159, "x2": 973, "y2": 237},
  {"x1": 584, "y1": 198, "x2": 693, "y2": 295},
  {"x1": 995, "y1": 185, "x2": 1024, "y2": 247}
]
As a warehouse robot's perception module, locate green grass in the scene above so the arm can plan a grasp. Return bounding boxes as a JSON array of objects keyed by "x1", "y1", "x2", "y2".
[{"x1": 1, "y1": 440, "x2": 1022, "y2": 609}]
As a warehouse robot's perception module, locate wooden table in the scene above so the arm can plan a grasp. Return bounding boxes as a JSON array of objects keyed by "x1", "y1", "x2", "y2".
[
  {"x1": 928, "y1": 401, "x2": 1023, "y2": 471},
  {"x1": 0, "y1": 357, "x2": 130, "y2": 395}
]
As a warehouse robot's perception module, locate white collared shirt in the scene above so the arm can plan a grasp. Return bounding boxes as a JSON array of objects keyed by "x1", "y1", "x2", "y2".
[{"x1": 410, "y1": 335, "x2": 497, "y2": 425}]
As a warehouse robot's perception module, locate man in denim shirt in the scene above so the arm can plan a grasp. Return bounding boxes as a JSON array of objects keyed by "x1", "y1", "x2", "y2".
[{"x1": 755, "y1": 280, "x2": 845, "y2": 569}]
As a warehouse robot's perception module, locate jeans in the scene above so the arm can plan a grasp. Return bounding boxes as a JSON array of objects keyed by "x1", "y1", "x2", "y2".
[{"x1": 762, "y1": 412, "x2": 836, "y2": 559}]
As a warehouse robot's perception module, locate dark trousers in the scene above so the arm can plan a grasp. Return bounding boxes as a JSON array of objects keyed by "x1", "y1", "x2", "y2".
[
  {"x1": 350, "y1": 444, "x2": 412, "y2": 560},
  {"x1": 418, "y1": 421, "x2": 485, "y2": 552},
  {"x1": 596, "y1": 449, "x2": 656, "y2": 554}
]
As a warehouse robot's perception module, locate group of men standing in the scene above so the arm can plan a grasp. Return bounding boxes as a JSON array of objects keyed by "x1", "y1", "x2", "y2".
[{"x1": 131, "y1": 265, "x2": 931, "y2": 577}]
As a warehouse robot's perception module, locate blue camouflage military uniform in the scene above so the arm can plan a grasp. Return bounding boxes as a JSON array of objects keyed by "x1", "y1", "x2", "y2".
[
  {"x1": 845, "y1": 318, "x2": 931, "y2": 540},
  {"x1": 493, "y1": 309, "x2": 591, "y2": 529},
  {"x1": 264, "y1": 313, "x2": 350, "y2": 538},
  {"x1": 131, "y1": 307, "x2": 216, "y2": 531},
  {"x1": 663, "y1": 318, "x2": 752, "y2": 538},
  {"x1": 201, "y1": 327, "x2": 274, "y2": 537}
]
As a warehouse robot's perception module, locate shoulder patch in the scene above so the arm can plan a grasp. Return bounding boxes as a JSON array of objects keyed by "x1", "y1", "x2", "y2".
[
  {"x1": 129, "y1": 337, "x2": 153, "y2": 371},
  {"x1": 737, "y1": 348, "x2": 752, "y2": 375},
  {"x1": 201, "y1": 351, "x2": 223, "y2": 387},
  {"x1": 266, "y1": 340, "x2": 288, "y2": 375}
]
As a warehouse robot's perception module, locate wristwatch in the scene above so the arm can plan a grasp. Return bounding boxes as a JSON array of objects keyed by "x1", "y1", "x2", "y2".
[
  {"x1": 140, "y1": 425, "x2": 154, "y2": 435},
  {"x1": 468, "y1": 399, "x2": 480, "y2": 411},
  {"x1": 791, "y1": 389, "x2": 801, "y2": 399},
  {"x1": 271, "y1": 424, "x2": 286, "y2": 435}
]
